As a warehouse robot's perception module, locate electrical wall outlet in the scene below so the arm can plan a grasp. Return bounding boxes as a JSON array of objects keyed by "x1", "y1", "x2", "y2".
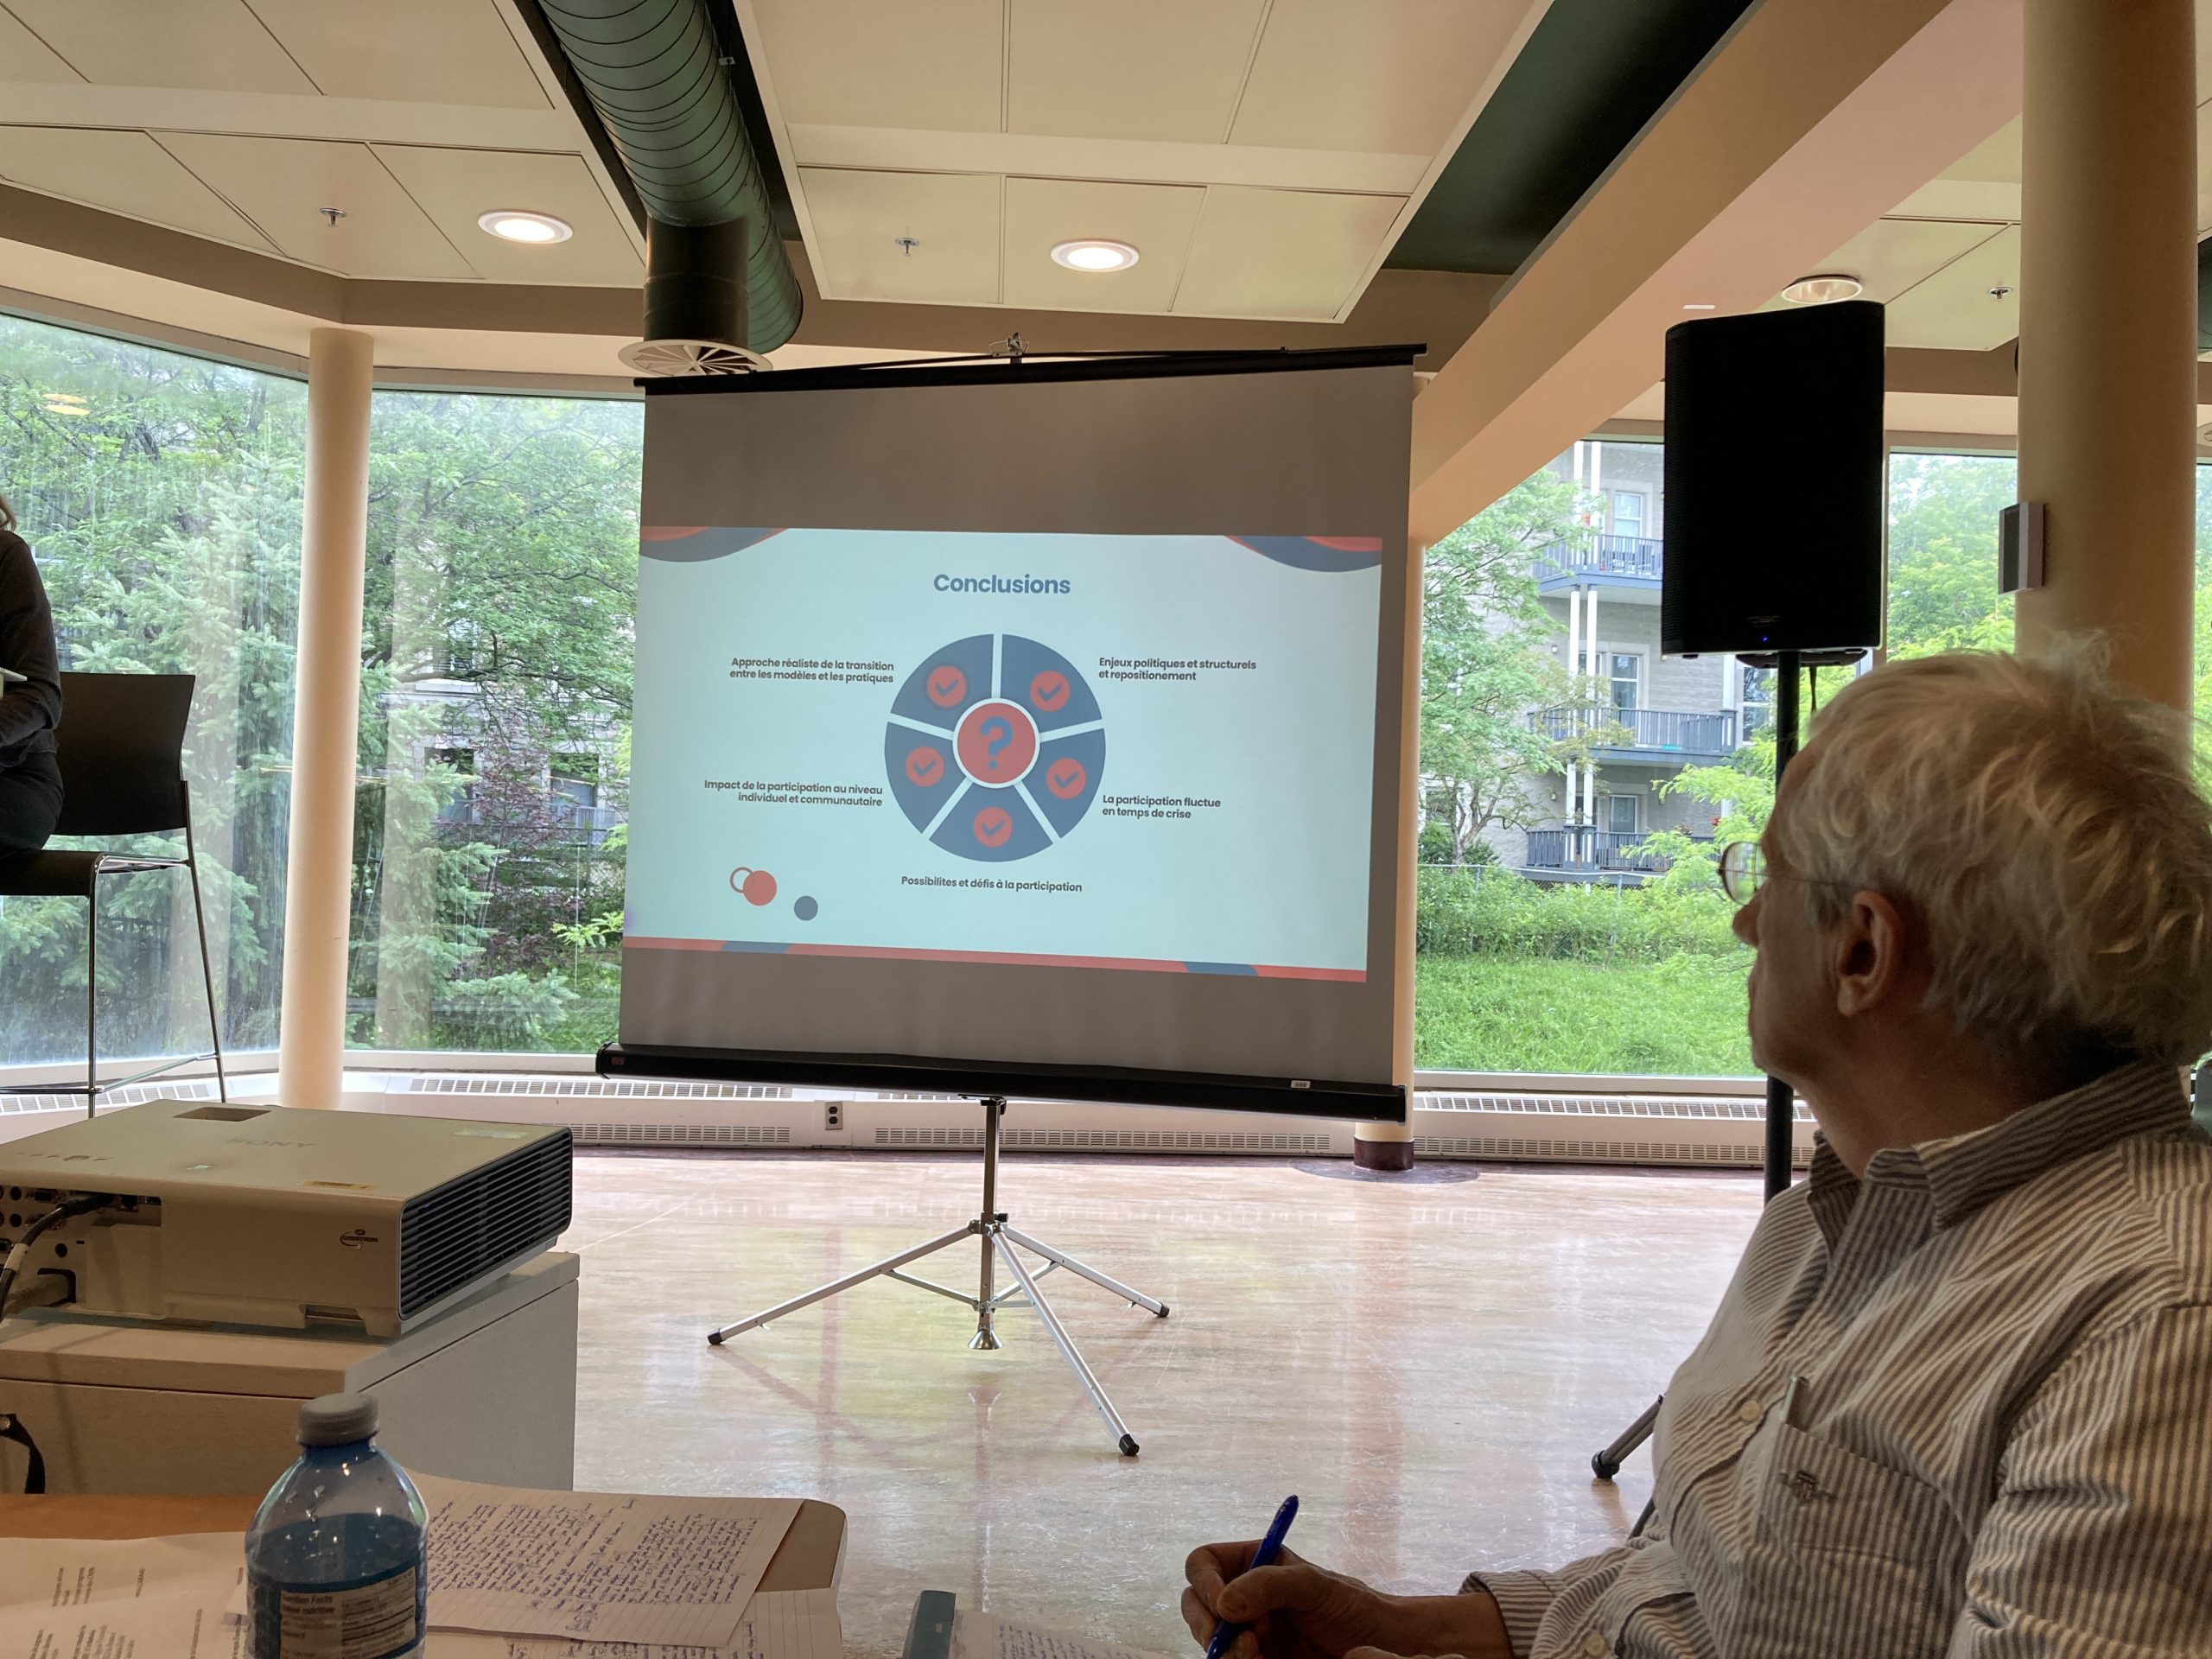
[{"x1": 824, "y1": 1103, "x2": 843, "y2": 1132}]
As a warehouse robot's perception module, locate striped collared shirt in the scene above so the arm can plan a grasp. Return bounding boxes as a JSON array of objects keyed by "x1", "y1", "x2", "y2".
[{"x1": 1468, "y1": 1062, "x2": 2212, "y2": 1657}]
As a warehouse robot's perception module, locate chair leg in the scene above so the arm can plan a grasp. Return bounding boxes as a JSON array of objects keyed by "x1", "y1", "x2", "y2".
[
  {"x1": 183, "y1": 811, "x2": 227, "y2": 1103},
  {"x1": 85, "y1": 891, "x2": 98, "y2": 1121}
]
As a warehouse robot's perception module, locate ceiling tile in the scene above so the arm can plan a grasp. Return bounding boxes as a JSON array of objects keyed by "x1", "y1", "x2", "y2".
[
  {"x1": 1884, "y1": 224, "x2": 2022, "y2": 351},
  {"x1": 243, "y1": 0, "x2": 548, "y2": 109},
  {"x1": 1791, "y1": 219, "x2": 2005, "y2": 307},
  {"x1": 156, "y1": 133, "x2": 479, "y2": 280},
  {"x1": 7, "y1": 0, "x2": 318, "y2": 93},
  {"x1": 0, "y1": 7, "x2": 83, "y2": 80},
  {"x1": 1173, "y1": 187, "x2": 1403, "y2": 321},
  {"x1": 372, "y1": 146, "x2": 640, "y2": 286},
  {"x1": 0, "y1": 126, "x2": 276, "y2": 251},
  {"x1": 748, "y1": 0, "x2": 1001, "y2": 132},
  {"x1": 1001, "y1": 176, "x2": 1203, "y2": 314},
  {"x1": 798, "y1": 168, "x2": 1000, "y2": 304},
  {"x1": 1006, "y1": 0, "x2": 1265, "y2": 143},
  {"x1": 1230, "y1": 0, "x2": 1534, "y2": 156}
]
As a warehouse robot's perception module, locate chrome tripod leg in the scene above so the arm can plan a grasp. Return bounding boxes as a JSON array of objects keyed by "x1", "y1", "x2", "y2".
[
  {"x1": 990, "y1": 1228, "x2": 1139, "y2": 1457},
  {"x1": 1001, "y1": 1225, "x2": 1169, "y2": 1316},
  {"x1": 708, "y1": 1223, "x2": 977, "y2": 1344}
]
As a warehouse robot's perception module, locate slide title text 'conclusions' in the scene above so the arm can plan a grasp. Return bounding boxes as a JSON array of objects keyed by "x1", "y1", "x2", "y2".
[{"x1": 935, "y1": 574, "x2": 1071, "y2": 594}]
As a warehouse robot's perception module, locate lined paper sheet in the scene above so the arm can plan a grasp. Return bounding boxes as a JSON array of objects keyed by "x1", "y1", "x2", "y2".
[
  {"x1": 955, "y1": 1611, "x2": 1173, "y2": 1659},
  {"x1": 413, "y1": 1472, "x2": 802, "y2": 1648},
  {"x1": 429, "y1": 1587, "x2": 843, "y2": 1659}
]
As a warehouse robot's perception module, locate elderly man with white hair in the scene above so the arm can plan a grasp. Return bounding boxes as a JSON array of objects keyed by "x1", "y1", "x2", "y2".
[{"x1": 1182, "y1": 650, "x2": 2212, "y2": 1658}]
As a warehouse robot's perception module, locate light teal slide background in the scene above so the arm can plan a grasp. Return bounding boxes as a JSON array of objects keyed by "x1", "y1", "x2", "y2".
[{"x1": 628, "y1": 528, "x2": 1380, "y2": 974}]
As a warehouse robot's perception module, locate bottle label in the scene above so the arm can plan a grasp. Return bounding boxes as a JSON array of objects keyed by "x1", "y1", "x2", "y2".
[{"x1": 264, "y1": 1560, "x2": 422, "y2": 1659}]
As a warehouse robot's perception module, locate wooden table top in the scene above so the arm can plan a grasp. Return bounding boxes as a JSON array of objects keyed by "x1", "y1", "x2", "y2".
[{"x1": 0, "y1": 1493, "x2": 849, "y2": 1591}]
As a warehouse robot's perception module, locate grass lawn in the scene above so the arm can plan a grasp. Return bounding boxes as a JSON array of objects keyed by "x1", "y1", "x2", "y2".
[{"x1": 1415, "y1": 950, "x2": 1756, "y2": 1077}]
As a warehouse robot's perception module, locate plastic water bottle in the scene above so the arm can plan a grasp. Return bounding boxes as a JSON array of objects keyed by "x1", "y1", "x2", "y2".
[{"x1": 245, "y1": 1393, "x2": 429, "y2": 1659}]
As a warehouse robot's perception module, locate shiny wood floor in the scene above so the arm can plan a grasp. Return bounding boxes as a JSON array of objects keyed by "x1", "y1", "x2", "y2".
[{"x1": 563, "y1": 1152, "x2": 1763, "y2": 1659}]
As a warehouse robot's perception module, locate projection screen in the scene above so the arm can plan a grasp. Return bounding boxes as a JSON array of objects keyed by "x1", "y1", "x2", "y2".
[{"x1": 604, "y1": 349, "x2": 1415, "y2": 1119}]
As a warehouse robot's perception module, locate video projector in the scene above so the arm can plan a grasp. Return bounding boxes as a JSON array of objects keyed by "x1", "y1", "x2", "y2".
[{"x1": 0, "y1": 1101, "x2": 572, "y2": 1338}]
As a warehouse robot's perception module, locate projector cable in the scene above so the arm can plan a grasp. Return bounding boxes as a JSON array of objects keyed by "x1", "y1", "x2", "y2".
[
  {"x1": 0, "y1": 1192, "x2": 114, "y2": 1318},
  {"x1": 0, "y1": 1192, "x2": 111, "y2": 1495}
]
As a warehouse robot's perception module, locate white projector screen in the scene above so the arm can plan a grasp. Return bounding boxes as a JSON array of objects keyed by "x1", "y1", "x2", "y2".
[{"x1": 608, "y1": 351, "x2": 1414, "y2": 1119}]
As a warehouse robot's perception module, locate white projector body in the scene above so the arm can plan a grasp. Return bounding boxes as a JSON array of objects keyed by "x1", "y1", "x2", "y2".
[{"x1": 0, "y1": 1101, "x2": 572, "y2": 1338}]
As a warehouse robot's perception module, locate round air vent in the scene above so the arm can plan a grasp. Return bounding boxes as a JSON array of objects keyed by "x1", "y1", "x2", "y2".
[{"x1": 617, "y1": 338, "x2": 771, "y2": 377}]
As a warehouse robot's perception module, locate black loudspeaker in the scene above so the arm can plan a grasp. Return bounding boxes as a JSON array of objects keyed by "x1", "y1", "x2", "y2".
[{"x1": 1661, "y1": 300, "x2": 1885, "y2": 654}]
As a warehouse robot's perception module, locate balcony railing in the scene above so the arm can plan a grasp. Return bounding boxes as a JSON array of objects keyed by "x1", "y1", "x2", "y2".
[
  {"x1": 1532, "y1": 531, "x2": 1664, "y2": 585},
  {"x1": 1525, "y1": 828, "x2": 1712, "y2": 874},
  {"x1": 1530, "y1": 706, "x2": 1738, "y2": 756}
]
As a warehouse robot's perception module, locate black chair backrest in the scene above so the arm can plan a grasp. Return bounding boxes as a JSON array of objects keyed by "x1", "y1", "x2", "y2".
[{"x1": 51, "y1": 671, "x2": 196, "y2": 837}]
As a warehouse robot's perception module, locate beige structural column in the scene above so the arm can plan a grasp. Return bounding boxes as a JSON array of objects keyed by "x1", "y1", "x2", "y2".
[
  {"x1": 277, "y1": 327, "x2": 375, "y2": 1108},
  {"x1": 2012, "y1": 0, "x2": 2196, "y2": 710}
]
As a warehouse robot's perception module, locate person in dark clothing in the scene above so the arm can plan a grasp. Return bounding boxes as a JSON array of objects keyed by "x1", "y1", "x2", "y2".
[{"x1": 0, "y1": 493, "x2": 63, "y2": 857}]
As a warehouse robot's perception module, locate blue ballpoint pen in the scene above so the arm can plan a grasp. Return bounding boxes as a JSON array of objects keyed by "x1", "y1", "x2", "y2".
[{"x1": 1204, "y1": 1496, "x2": 1300, "y2": 1659}]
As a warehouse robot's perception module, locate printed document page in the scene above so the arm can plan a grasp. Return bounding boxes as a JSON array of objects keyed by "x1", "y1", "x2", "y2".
[
  {"x1": 413, "y1": 1472, "x2": 802, "y2": 1648},
  {"x1": 432, "y1": 1586, "x2": 842, "y2": 1659},
  {"x1": 0, "y1": 1533, "x2": 247, "y2": 1659},
  {"x1": 955, "y1": 1611, "x2": 1173, "y2": 1659}
]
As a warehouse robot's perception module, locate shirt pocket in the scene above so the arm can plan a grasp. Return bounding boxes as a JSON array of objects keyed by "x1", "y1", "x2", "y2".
[
  {"x1": 1758, "y1": 1421, "x2": 1955, "y2": 1562},
  {"x1": 1719, "y1": 1422, "x2": 1961, "y2": 1659}
]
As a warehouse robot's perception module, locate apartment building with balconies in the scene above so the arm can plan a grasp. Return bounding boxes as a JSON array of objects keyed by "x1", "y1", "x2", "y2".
[{"x1": 1489, "y1": 438, "x2": 1773, "y2": 880}]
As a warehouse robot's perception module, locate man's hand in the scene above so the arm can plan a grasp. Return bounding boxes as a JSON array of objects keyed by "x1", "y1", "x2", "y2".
[{"x1": 1179, "y1": 1542, "x2": 1511, "y2": 1659}]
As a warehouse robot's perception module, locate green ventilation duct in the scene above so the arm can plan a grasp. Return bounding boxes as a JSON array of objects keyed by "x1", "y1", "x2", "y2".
[{"x1": 537, "y1": 0, "x2": 802, "y2": 367}]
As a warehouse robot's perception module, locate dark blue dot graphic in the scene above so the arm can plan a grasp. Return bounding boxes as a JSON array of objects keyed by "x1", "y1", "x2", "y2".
[{"x1": 793, "y1": 895, "x2": 819, "y2": 922}]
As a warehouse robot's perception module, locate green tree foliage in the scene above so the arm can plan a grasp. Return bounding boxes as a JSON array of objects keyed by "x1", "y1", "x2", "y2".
[
  {"x1": 1420, "y1": 470, "x2": 1614, "y2": 861},
  {"x1": 1885, "y1": 453, "x2": 2016, "y2": 657},
  {"x1": 0, "y1": 315, "x2": 304, "y2": 1063},
  {"x1": 352, "y1": 391, "x2": 642, "y2": 1052},
  {"x1": 1, "y1": 317, "x2": 645, "y2": 1066}
]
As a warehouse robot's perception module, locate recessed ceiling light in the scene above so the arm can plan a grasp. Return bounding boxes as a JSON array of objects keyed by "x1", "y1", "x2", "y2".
[
  {"x1": 1779, "y1": 273, "x2": 1863, "y2": 306},
  {"x1": 1050, "y1": 238, "x2": 1140, "y2": 273},
  {"x1": 478, "y1": 210, "x2": 573, "y2": 245},
  {"x1": 1681, "y1": 302, "x2": 1718, "y2": 311}
]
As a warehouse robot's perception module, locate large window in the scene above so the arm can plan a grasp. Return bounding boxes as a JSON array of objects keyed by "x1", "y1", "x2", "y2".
[
  {"x1": 1414, "y1": 442, "x2": 2018, "y2": 1077},
  {"x1": 348, "y1": 391, "x2": 642, "y2": 1055},
  {"x1": 0, "y1": 312, "x2": 304, "y2": 1067}
]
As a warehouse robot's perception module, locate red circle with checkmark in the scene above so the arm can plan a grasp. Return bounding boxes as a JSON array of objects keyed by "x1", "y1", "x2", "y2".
[
  {"x1": 973, "y1": 806, "x2": 1014, "y2": 849},
  {"x1": 905, "y1": 747, "x2": 946, "y2": 788},
  {"x1": 1028, "y1": 671, "x2": 1072, "y2": 715},
  {"x1": 1043, "y1": 756, "x2": 1087, "y2": 799},
  {"x1": 925, "y1": 664, "x2": 968, "y2": 708}
]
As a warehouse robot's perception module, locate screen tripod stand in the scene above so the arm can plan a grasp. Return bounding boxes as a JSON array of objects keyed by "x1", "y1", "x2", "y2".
[{"x1": 707, "y1": 1095, "x2": 1168, "y2": 1456}]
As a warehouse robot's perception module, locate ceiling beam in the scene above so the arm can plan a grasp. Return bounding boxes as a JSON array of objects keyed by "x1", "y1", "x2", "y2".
[
  {"x1": 0, "y1": 82, "x2": 579, "y2": 149},
  {"x1": 1407, "y1": 0, "x2": 2024, "y2": 545}
]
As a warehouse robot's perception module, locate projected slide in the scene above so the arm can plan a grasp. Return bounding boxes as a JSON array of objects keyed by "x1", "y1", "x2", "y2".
[{"x1": 627, "y1": 527, "x2": 1382, "y2": 978}]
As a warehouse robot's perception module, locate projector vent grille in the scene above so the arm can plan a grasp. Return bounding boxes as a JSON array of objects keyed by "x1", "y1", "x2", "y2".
[
  {"x1": 574, "y1": 1122, "x2": 791, "y2": 1147},
  {"x1": 874, "y1": 1127, "x2": 1333, "y2": 1153},
  {"x1": 1416, "y1": 1135, "x2": 1808, "y2": 1167},
  {"x1": 399, "y1": 1129, "x2": 574, "y2": 1318}
]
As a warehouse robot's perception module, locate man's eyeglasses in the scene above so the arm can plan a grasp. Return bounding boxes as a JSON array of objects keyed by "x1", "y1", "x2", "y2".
[{"x1": 1718, "y1": 841, "x2": 1764, "y2": 904}]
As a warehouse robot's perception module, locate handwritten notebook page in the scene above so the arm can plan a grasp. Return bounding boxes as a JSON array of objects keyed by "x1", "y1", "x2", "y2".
[
  {"x1": 428, "y1": 1586, "x2": 843, "y2": 1659},
  {"x1": 955, "y1": 1611, "x2": 1174, "y2": 1659},
  {"x1": 413, "y1": 1472, "x2": 801, "y2": 1648}
]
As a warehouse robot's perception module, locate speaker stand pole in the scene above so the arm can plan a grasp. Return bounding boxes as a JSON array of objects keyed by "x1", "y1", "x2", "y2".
[
  {"x1": 1590, "y1": 649, "x2": 1809, "y2": 1482},
  {"x1": 1760, "y1": 648, "x2": 1803, "y2": 1202},
  {"x1": 704, "y1": 1096, "x2": 1168, "y2": 1457}
]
